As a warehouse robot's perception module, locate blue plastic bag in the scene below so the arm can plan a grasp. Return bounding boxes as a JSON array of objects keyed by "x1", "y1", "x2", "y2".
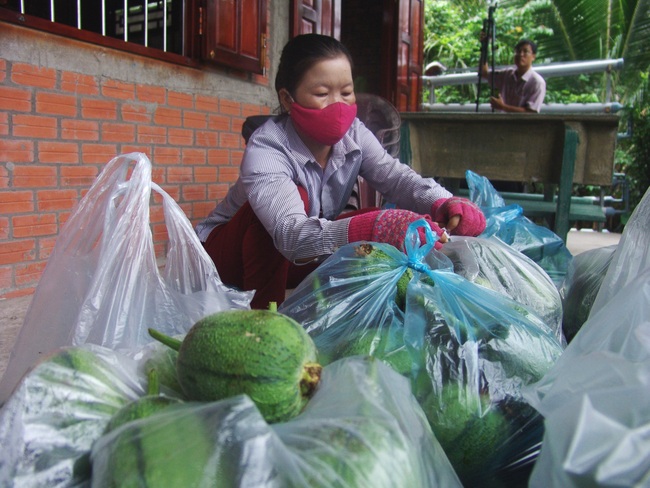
[
  {"x1": 400, "y1": 223, "x2": 564, "y2": 486},
  {"x1": 466, "y1": 170, "x2": 573, "y2": 286}
]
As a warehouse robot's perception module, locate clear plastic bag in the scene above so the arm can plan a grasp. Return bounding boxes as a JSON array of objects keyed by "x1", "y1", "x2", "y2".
[
  {"x1": 0, "y1": 153, "x2": 252, "y2": 405},
  {"x1": 441, "y1": 235, "x2": 565, "y2": 344},
  {"x1": 466, "y1": 170, "x2": 574, "y2": 287},
  {"x1": 90, "y1": 356, "x2": 462, "y2": 487},
  {"x1": 559, "y1": 245, "x2": 616, "y2": 343},
  {"x1": 523, "y1": 187, "x2": 650, "y2": 487},
  {"x1": 0, "y1": 345, "x2": 147, "y2": 488},
  {"x1": 278, "y1": 229, "x2": 453, "y2": 368},
  {"x1": 400, "y1": 224, "x2": 565, "y2": 486}
]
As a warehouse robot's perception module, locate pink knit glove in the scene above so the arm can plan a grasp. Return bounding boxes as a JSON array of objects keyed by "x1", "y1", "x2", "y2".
[
  {"x1": 348, "y1": 209, "x2": 445, "y2": 251},
  {"x1": 431, "y1": 197, "x2": 486, "y2": 236}
]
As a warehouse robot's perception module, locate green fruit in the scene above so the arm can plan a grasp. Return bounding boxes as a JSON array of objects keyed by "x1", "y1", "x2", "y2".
[
  {"x1": 149, "y1": 309, "x2": 322, "y2": 423},
  {"x1": 142, "y1": 341, "x2": 182, "y2": 394},
  {"x1": 423, "y1": 384, "x2": 510, "y2": 487},
  {"x1": 330, "y1": 327, "x2": 412, "y2": 376},
  {"x1": 104, "y1": 369, "x2": 182, "y2": 434},
  {"x1": 94, "y1": 406, "x2": 212, "y2": 487}
]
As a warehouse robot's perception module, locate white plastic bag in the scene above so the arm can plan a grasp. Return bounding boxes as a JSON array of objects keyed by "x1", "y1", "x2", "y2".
[
  {"x1": 523, "y1": 187, "x2": 650, "y2": 487},
  {"x1": 0, "y1": 153, "x2": 252, "y2": 405}
]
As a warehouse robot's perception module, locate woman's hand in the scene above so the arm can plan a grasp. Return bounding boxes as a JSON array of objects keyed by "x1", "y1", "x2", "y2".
[{"x1": 431, "y1": 197, "x2": 486, "y2": 237}]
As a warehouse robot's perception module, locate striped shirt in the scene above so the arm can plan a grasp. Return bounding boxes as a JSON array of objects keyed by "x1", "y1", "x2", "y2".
[
  {"x1": 492, "y1": 67, "x2": 546, "y2": 112},
  {"x1": 195, "y1": 115, "x2": 452, "y2": 263}
]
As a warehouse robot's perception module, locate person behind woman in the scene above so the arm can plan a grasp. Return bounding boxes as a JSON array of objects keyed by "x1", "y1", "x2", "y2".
[{"x1": 196, "y1": 33, "x2": 486, "y2": 309}]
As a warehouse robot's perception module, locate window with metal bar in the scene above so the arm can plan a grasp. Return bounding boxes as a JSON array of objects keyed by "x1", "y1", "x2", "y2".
[
  {"x1": 0, "y1": 0, "x2": 268, "y2": 74},
  {"x1": 3, "y1": 0, "x2": 183, "y2": 54}
]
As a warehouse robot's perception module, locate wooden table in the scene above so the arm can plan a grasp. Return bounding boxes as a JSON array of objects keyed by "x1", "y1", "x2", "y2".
[{"x1": 399, "y1": 112, "x2": 620, "y2": 242}]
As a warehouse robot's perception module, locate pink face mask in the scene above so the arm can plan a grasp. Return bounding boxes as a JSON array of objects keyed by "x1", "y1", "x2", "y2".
[{"x1": 290, "y1": 101, "x2": 358, "y2": 146}]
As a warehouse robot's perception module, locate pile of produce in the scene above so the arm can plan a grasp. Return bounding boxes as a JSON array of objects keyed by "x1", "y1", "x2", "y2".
[
  {"x1": 0, "y1": 306, "x2": 459, "y2": 487},
  {"x1": 280, "y1": 236, "x2": 566, "y2": 486}
]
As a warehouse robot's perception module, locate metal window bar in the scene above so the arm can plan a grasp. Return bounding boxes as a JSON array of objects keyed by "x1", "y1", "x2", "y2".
[{"x1": 16, "y1": 0, "x2": 173, "y2": 52}]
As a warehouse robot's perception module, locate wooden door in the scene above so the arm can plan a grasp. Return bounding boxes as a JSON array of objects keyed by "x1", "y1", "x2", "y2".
[
  {"x1": 291, "y1": 0, "x2": 341, "y2": 38},
  {"x1": 388, "y1": 0, "x2": 424, "y2": 112}
]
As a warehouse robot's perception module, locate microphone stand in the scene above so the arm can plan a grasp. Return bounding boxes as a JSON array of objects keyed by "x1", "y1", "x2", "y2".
[{"x1": 476, "y1": 3, "x2": 498, "y2": 112}]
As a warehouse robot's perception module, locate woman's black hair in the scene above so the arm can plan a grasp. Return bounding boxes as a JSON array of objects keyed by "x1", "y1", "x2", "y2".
[{"x1": 275, "y1": 34, "x2": 354, "y2": 105}]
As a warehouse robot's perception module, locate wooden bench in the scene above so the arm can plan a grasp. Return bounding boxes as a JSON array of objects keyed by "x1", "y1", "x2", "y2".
[
  {"x1": 456, "y1": 189, "x2": 606, "y2": 224},
  {"x1": 399, "y1": 113, "x2": 619, "y2": 243}
]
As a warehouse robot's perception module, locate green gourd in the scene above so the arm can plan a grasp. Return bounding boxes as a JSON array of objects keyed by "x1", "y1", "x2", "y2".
[{"x1": 148, "y1": 305, "x2": 322, "y2": 423}]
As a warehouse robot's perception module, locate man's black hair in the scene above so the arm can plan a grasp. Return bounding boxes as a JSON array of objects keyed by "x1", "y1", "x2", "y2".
[{"x1": 515, "y1": 39, "x2": 537, "y2": 54}]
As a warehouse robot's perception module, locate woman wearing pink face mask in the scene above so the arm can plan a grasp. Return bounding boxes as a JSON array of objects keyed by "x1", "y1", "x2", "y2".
[{"x1": 196, "y1": 34, "x2": 486, "y2": 309}]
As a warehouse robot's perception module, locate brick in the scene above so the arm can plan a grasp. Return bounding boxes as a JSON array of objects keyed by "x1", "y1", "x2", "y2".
[
  {"x1": 153, "y1": 147, "x2": 181, "y2": 165},
  {"x1": 36, "y1": 189, "x2": 79, "y2": 211},
  {"x1": 220, "y1": 99, "x2": 241, "y2": 116},
  {"x1": 192, "y1": 201, "x2": 217, "y2": 220},
  {"x1": 38, "y1": 141, "x2": 79, "y2": 164},
  {"x1": 195, "y1": 130, "x2": 218, "y2": 147},
  {"x1": 81, "y1": 98, "x2": 117, "y2": 120},
  {"x1": 159, "y1": 184, "x2": 180, "y2": 201},
  {"x1": 207, "y1": 148, "x2": 230, "y2": 166},
  {"x1": 182, "y1": 148, "x2": 207, "y2": 165},
  {"x1": 168, "y1": 128, "x2": 194, "y2": 146},
  {"x1": 61, "y1": 119, "x2": 99, "y2": 141},
  {"x1": 0, "y1": 266, "x2": 14, "y2": 292},
  {"x1": 219, "y1": 166, "x2": 240, "y2": 183},
  {"x1": 242, "y1": 103, "x2": 264, "y2": 117},
  {"x1": 0, "y1": 239, "x2": 36, "y2": 265},
  {"x1": 15, "y1": 261, "x2": 47, "y2": 287},
  {"x1": 196, "y1": 94, "x2": 219, "y2": 112},
  {"x1": 61, "y1": 165, "x2": 98, "y2": 186},
  {"x1": 0, "y1": 86, "x2": 32, "y2": 112},
  {"x1": 181, "y1": 185, "x2": 207, "y2": 202},
  {"x1": 152, "y1": 223, "x2": 170, "y2": 242},
  {"x1": 183, "y1": 111, "x2": 207, "y2": 129},
  {"x1": 137, "y1": 126, "x2": 166, "y2": 144},
  {"x1": 61, "y1": 71, "x2": 99, "y2": 95},
  {"x1": 13, "y1": 165, "x2": 58, "y2": 187},
  {"x1": 0, "y1": 140, "x2": 34, "y2": 163},
  {"x1": 0, "y1": 216, "x2": 8, "y2": 239},
  {"x1": 38, "y1": 236, "x2": 58, "y2": 260},
  {"x1": 0, "y1": 59, "x2": 6, "y2": 83},
  {"x1": 168, "y1": 91, "x2": 193, "y2": 108},
  {"x1": 194, "y1": 166, "x2": 217, "y2": 183},
  {"x1": 122, "y1": 103, "x2": 151, "y2": 123},
  {"x1": 101, "y1": 122, "x2": 135, "y2": 143},
  {"x1": 12, "y1": 63, "x2": 56, "y2": 89},
  {"x1": 81, "y1": 144, "x2": 119, "y2": 164},
  {"x1": 151, "y1": 167, "x2": 165, "y2": 185},
  {"x1": 0, "y1": 112, "x2": 8, "y2": 136},
  {"x1": 207, "y1": 182, "x2": 230, "y2": 200},
  {"x1": 13, "y1": 213, "x2": 58, "y2": 237},
  {"x1": 0, "y1": 166, "x2": 7, "y2": 188},
  {"x1": 121, "y1": 145, "x2": 151, "y2": 157},
  {"x1": 167, "y1": 166, "x2": 193, "y2": 183},
  {"x1": 102, "y1": 79, "x2": 135, "y2": 100},
  {"x1": 154, "y1": 107, "x2": 182, "y2": 127},
  {"x1": 208, "y1": 114, "x2": 231, "y2": 131},
  {"x1": 36, "y1": 92, "x2": 77, "y2": 117},
  {"x1": 0, "y1": 287, "x2": 37, "y2": 300},
  {"x1": 0, "y1": 190, "x2": 34, "y2": 213},
  {"x1": 136, "y1": 84, "x2": 166, "y2": 103},
  {"x1": 12, "y1": 114, "x2": 58, "y2": 139},
  {"x1": 219, "y1": 131, "x2": 241, "y2": 149}
]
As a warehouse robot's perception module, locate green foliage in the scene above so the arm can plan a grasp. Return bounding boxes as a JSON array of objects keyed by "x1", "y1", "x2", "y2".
[{"x1": 618, "y1": 75, "x2": 650, "y2": 211}]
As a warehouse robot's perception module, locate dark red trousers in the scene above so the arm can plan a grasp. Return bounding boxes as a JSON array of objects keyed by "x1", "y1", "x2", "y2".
[{"x1": 203, "y1": 187, "x2": 377, "y2": 309}]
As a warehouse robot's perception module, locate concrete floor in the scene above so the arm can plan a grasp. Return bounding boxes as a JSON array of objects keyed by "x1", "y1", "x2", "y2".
[{"x1": 0, "y1": 229, "x2": 622, "y2": 381}]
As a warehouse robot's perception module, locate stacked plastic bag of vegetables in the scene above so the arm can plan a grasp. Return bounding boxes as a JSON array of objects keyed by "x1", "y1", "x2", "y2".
[
  {"x1": 0, "y1": 344, "x2": 459, "y2": 487},
  {"x1": 559, "y1": 244, "x2": 616, "y2": 342},
  {"x1": 280, "y1": 222, "x2": 565, "y2": 486},
  {"x1": 523, "y1": 187, "x2": 650, "y2": 487},
  {"x1": 465, "y1": 170, "x2": 573, "y2": 287},
  {"x1": 440, "y1": 235, "x2": 565, "y2": 344}
]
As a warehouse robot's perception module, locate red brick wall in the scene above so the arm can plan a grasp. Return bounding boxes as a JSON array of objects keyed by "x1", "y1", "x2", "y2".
[{"x1": 0, "y1": 57, "x2": 271, "y2": 299}]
